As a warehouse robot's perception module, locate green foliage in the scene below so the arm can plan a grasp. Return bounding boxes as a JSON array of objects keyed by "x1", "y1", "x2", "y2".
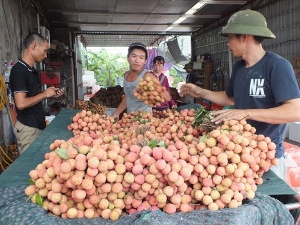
[
  {"x1": 169, "y1": 66, "x2": 185, "y2": 88},
  {"x1": 193, "y1": 107, "x2": 210, "y2": 126},
  {"x1": 193, "y1": 108, "x2": 218, "y2": 131},
  {"x1": 25, "y1": 194, "x2": 43, "y2": 207},
  {"x1": 148, "y1": 139, "x2": 157, "y2": 149},
  {"x1": 83, "y1": 49, "x2": 128, "y2": 88},
  {"x1": 82, "y1": 48, "x2": 185, "y2": 89}
]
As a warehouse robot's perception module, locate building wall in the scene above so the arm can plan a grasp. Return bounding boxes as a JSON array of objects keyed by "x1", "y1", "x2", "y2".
[
  {"x1": 0, "y1": 1, "x2": 75, "y2": 146},
  {"x1": 192, "y1": 0, "x2": 300, "y2": 89},
  {"x1": 0, "y1": 0, "x2": 37, "y2": 64},
  {"x1": 0, "y1": 0, "x2": 42, "y2": 146}
]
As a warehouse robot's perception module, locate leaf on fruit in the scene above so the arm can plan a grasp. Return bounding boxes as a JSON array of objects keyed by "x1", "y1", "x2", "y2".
[
  {"x1": 25, "y1": 195, "x2": 31, "y2": 202},
  {"x1": 148, "y1": 139, "x2": 157, "y2": 149},
  {"x1": 35, "y1": 194, "x2": 43, "y2": 206},
  {"x1": 72, "y1": 145, "x2": 79, "y2": 152},
  {"x1": 193, "y1": 108, "x2": 218, "y2": 131},
  {"x1": 28, "y1": 178, "x2": 34, "y2": 185},
  {"x1": 193, "y1": 108, "x2": 210, "y2": 126},
  {"x1": 157, "y1": 140, "x2": 166, "y2": 148},
  {"x1": 113, "y1": 135, "x2": 119, "y2": 141},
  {"x1": 200, "y1": 135, "x2": 207, "y2": 143},
  {"x1": 56, "y1": 148, "x2": 68, "y2": 159}
]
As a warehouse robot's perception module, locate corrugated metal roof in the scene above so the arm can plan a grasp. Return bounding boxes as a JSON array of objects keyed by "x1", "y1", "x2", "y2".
[{"x1": 40, "y1": 0, "x2": 257, "y2": 47}]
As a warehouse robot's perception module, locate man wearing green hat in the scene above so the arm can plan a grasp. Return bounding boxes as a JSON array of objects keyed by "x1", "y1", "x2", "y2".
[{"x1": 180, "y1": 9, "x2": 300, "y2": 180}]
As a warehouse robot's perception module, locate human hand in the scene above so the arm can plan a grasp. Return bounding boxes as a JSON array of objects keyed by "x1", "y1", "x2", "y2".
[
  {"x1": 44, "y1": 86, "x2": 65, "y2": 98},
  {"x1": 163, "y1": 90, "x2": 171, "y2": 102},
  {"x1": 112, "y1": 112, "x2": 119, "y2": 120},
  {"x1": 179, "y1": 83, "x2": 202, "y2": 98},
  {"x1": 44, "y1": 86, "x2": 59, "y2": 98},
  {"x1": 211, "y1": 109, "x2": 249, "y2": 124},
  {"x1": 53, "y1": 87, "x2": 65, "y2": 98}
]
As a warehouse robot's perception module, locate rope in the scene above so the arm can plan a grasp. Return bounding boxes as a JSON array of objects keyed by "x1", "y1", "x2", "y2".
[
  {"x1": 0, "y1": 75, "x2": 15, "y2": 123},
  {"x1": 0, "y1": 75, "x2": 9, "y2": 110},
  {"x1": 0, "y1": 75, "x2": 17, "y2": 172},
  {"x1": 0, "y1": 146, "x2": 13, "y2": 164},
  {"x1": 0, "y1": 145, "x2": 13, "y2": 172},
  {"x1": 0, "y1": 161, "x2": 5, "y2": 171},
  {"x1": 0, "y1": 76, "x2": 6, "y2": 110}
]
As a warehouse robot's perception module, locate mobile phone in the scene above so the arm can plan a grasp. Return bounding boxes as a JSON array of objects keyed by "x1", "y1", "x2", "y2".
[{"x1": 56, "y1": 86, "x2": 66, "y2": 93}]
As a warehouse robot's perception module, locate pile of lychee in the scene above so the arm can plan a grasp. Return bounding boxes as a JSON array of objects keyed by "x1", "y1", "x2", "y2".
[{"x1": 24, "y1": 109, "x2": 278, "y2": 221}]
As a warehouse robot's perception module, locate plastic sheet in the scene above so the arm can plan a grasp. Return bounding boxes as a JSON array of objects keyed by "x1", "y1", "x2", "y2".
[{"x1": 0, "y1": 185, "x2": 293, "y2": 225}]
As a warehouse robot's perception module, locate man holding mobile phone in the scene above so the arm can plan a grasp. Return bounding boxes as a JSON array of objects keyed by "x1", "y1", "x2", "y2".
[{"x1": 9, "y1": 33, "x2": 64, "y2": 154}]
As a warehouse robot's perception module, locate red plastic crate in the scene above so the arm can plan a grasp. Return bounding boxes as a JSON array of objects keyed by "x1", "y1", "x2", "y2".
[
  {"x1": 40, "y1": 71, "x2": 60, "y2": 86},
  {"x1": 211, "y1": 102, "x2": 223, "y2": 110}
]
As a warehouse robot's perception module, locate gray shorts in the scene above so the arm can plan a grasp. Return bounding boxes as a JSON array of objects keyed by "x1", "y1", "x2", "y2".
[{"x1": 14, "y1": 120, "x2": 42, "y2": 155}]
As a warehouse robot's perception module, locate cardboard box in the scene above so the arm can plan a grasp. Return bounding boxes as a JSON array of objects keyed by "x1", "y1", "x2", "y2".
[{"x1": 193, "y1": 62, "x2": 203, "y2": 70}]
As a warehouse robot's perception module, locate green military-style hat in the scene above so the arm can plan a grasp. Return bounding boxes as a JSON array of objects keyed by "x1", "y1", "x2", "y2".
[{"x1": 220, "y1": 9, "x2": 276, "y2": 39}]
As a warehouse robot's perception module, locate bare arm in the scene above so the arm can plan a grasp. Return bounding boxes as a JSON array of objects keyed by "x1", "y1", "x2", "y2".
[
  {"x1": 113, "y1": 95, "x2": 127, "y2": 118},
  {"x1": 14, "y1": 86, "x2": 61, "y2": 110},
  {"x1": 180, "y1": 83, "x2": 234, "y2": 106},
  {"x1": 162, "y1": 90, "x2": 171, "y2": 102},
  {"x1": 211, "y1": 98, "x2": 300, "y2": 124}
]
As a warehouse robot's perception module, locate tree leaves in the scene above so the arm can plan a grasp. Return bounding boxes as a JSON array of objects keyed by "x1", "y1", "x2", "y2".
[{"x1": 84, "y1": 49, "x2": 128, "y2": 88}]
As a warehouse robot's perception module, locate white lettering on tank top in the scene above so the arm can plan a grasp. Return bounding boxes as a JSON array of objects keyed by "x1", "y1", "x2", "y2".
[{"x1": 249, "y1": 79, "x2": 265, "y2": 98}]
